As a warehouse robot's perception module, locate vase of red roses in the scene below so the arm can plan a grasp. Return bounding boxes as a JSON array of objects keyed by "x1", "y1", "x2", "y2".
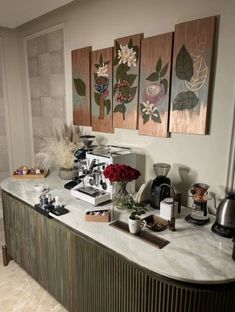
[{"x1": 103, "y1": 164, "x2": 141, "y2": 210}]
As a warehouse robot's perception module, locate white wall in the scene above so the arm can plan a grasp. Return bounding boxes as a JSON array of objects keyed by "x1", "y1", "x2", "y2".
[{"x1": 15, "y1": 0, "x2": 235, "y2": 204}]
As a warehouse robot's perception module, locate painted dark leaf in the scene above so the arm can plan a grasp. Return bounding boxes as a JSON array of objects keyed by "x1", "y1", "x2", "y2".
[
  {"x1": 113, "y1": 83, "x2": 118, "y2": 95},
  {"x1": 173, "y1": 91, "x2": 199, "y2": 111},
  {"x1": 126, "y1": 74, "x2": 137, "y2": 86},
  {"x1": 133, "y1": 45, "x2": 139, "y2": 62},
  {"x1": 105, "y1": 99, "x2": 111, "y2": 115},
  {"x1": 113, "y1": 57, "x2": 119, "y2": 66},
  {"x1": 116, "y1": 63, "x2": 129, "y2": 82},
  {"x1": 176, "y1": 44, "x2": 194, "y2": 81},
  {"x1": 95, "y1": 64, "x2": 100, "y2": 69},
  {"x1": 104, "y1": 60, "x2": 110, "y2": 66},
  {"x1": 156, "y1": 57, "x2": 162, "y2": 74},
  {"x1": 93, "y1": 73, "x2": 98, "y2": 81},
  {"x1": 160, "y1": 79, "x2": 168, "y2": 95},
  {"x1": 129, "y1": 86, "x2": 137, "y2": 99},
  {"x1": 152, "y1": 111, "x2": 161, "y2": 123},
  {"x1": 73, "y1": 78, "x2": 86, "y2": 96},
  {"x1": 99, "y1": 53, "x2": 103, "y2": 65},
  {"x1": 160, "y1": 63, "x2": 169, "y2": 77},
  {"x1": 146, "y1": 72, "x2": 159, "y2": 82},
  {"x1": 94, "y1": 92, "x2": 100, "y2": 105},
  {"x1": 140, "y1": 103, "x2": 145, "y2": 112},
  {"x1": 114, "y1": 103, "x2": 126, "y2": 114},
  {"x1": 142, "y1": 114, "x2": 150, "y2": 124},
  {"x1": 128, "y1": 38, "x2": 133, "y2": 49}
]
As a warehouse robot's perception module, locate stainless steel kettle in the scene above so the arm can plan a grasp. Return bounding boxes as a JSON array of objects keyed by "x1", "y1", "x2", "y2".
[{"x1": 212, "y1": 192, "x2": 235, "y2": 238}]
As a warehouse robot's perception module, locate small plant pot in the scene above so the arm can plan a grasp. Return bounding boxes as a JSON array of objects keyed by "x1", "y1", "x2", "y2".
[
  {"x1": 59, "y1": 168, "x2": 75, "y2": 180},
  {"x1": 128, "y1": 217, "x2": 141, "y2": 234}
]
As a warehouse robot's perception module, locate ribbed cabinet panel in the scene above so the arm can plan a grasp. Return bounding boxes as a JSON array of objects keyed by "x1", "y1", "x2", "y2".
[{"x1": 2, "y1": 190, "x2": 235, "y2": 312}]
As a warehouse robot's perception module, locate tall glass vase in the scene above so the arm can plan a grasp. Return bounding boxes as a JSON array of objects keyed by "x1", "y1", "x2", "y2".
[{"x1": 112, "y1": 181, "x2": 133, "y2": 210}]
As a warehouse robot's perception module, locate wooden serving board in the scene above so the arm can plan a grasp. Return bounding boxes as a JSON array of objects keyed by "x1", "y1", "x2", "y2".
[
  {"x1": 109, "y1": 220, "x2": 169, "y2": 249},
  {"x1": 12, "y1": 171, "x2": 49, "y2": 179}
]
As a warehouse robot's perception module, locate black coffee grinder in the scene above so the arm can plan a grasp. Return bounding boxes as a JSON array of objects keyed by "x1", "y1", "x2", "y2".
[{"x1": 150, "y1": 163, "x2": 171, "y2": 209}]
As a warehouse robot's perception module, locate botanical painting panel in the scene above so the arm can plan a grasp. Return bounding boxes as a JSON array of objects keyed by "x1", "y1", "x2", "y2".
[
  {"x1": 113, "y1": 33, "x2": 143, "y2": 129},
  {"x1": 170, "y1": 16, "x2": 215, "y2": 134},
  {"x1": 72, "y1": 46, "x2": 91, "y2": 126},
  {"x1": 91, "y1": 47, "x2": 114, "y2": 133},
  {"x1": 139, "y1": 32, "x2": 173, "y2": 137}
]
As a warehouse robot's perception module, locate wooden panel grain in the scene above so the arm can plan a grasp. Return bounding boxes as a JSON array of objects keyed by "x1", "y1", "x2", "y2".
[
  {"x1": 139, "y1": 33, "x2": 173, "y2": 137},
  {"x1": 91, "y1": 47, "x2": 114, "y2": 133},
  {"x1": 113, "y1": 33, "x2": 143, "y2": 129},
  {"x1": 170, "y1": 16, "x2": 216, "y2": 134},
  {"x1": 72, "y1": 46, "x2": 91, "y2": 126}
]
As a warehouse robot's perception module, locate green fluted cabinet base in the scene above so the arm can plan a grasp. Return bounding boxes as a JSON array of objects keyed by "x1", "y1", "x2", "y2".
[{"x1": 2, "y1": 190, "x2": 235, "y2": 312}]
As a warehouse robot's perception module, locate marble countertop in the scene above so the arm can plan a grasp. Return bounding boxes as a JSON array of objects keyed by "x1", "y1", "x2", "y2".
[{"x1": 1, "y1": 172, "x2": 234, "y2": 284}]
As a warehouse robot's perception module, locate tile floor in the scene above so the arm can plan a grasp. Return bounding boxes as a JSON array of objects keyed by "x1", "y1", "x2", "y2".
[{"x1": 0, "y1": 218, "x2": 67, "y2": 312}]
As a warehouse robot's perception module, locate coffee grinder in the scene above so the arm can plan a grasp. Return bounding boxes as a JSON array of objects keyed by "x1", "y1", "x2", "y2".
[
  {"x1": 185, "y1": 183, "x2": 210, "y2": 225},
  {"x1": 150, "y1": 163, "x2": 171, "y2": 209}
]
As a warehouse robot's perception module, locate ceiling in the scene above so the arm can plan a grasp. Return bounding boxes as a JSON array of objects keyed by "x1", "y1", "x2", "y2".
[{"x1": 0, "y1": 0, "x2": 74, "y2": 29}]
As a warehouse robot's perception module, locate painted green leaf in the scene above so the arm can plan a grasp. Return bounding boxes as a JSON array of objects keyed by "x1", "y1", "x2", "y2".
[
  {"x1": 94, "y1": 92, "x2": 100, "y2": 106},
  {"x1": 116, "y1": 63, "x2": 129, "y2": 82},
  {"x1": 176, "y1": 44, "x2": 194, "y2": 81},
  {"x1": 126, "y1": 74, "x2": 137, "y2": 86},
  {"x1": 73, "y1": 78, "x2": 86, "y2": 96},
  {"x1": 142, "y1": 114, "x2": 150, "y2": 124},
  {"x1": 160, "y1": 63, "x2": 169, "y2": 77},
  {"x1": 173, "y1": 91, "x2": 199, "y2": 111},
  {"x1": 152, "y1": 111, "x2": 161, "y2": 123},
  {"x1": 113, "y1": 83, "x2": 118, "y2": 95},
  {"x1": 146, "y1": 72, "x2": 159, "y2": 82},
  {"x1": 129, "y1": 86, "x2": 137, "y2": 99},
  {"x1": 160, "y1": 78, "x2": 168, "y2": 95},
  {"x1": 114, "y1": 103, "x2": 126, "y2": 114},
  {"x1": 113, "y1": 57, "x2": 119, "y2": 66},
  {"x1": 99, "y1": 53, "x2": 103, "y2": 66},
  {"x1": 156, "y1": 57, "x2": 162, "y2": 74},
  {"x1": 105, "y1": 99, "x2": 111, "y2": 115}
]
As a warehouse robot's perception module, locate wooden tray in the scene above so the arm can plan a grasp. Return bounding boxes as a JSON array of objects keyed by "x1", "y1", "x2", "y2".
[
  {"x1": 109, "y1": 220, "x2": 169, "y2": 249},
  {"x1": 12, "y1": 170, "x2": 49, "y2": 179}
]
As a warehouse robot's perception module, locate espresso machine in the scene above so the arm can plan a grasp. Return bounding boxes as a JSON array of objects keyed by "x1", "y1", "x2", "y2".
[
  {"x1": 71, "y1": 145, "x2": 136, "y2": 206},
  {"x1": 185, "y1": 183, "x2": 210, "y2": 225},
  {"x1": 150, "y1": 163, "x2": 171, "y2": 209}
]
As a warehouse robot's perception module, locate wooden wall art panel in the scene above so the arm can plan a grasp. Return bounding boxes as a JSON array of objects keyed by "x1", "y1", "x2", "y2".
[
  {"x1": 91, "y1": 47, "x2": 114, "y2": 133},
  {"x1": 113, "y1": 33, "x2": 143, "y2": 129},
  {"x1": 139, "y1": 33, "x2": 173, "y2": 137},
  {"x1": 169, "y1": 16, "x2": 215, "y2": 134},
  {"x1": 72, "y1": 46, "x2": 91, "y2": 126}
]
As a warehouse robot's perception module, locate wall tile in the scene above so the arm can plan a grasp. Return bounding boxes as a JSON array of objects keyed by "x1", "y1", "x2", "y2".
[
  {"x1": 50, "y1": 74, "x2": 65, "y2": 97},
  {"x1": 32, "y1": 116, "x2": 53, "y2": 137},
  {"x1": 40, "y1": 97, "x2": 53, "y2": 117},
  {"x1": 48, "y1": 29, "x2": 63, "y2": 52},
  {"x1": 29, "y1": 77, "x2": 41, "y2": 98},
  {"x1": 50, "y1": 51, "x2": 64, "y2": 74},
  {"x1": 52, "y1": 118, "x2": 66, "y2": 132},
  {"x1": 0, "y1": 115, "x2": 6, "y2": 135},
  {"x1": 31, "y1": 98, "x2": 41, "y2": 117},
  {"x1": 27, "y1": 38, "x2": 38, "y2": 57},
  {"x1": 28, "y1": 57, "x2": 39, "y2": 78},
  {"x1": 39, "y1": 76, "x2": 51, "y2": 97},
  {"x1": 37, "y1": 34, "x2": 49, "y2": 55},
  {"x1": 52, "y1": 96, "x2": 65, "y2": 118},
  {"x1": 38, "y1": 53, "x2": 50, "y2": 76},
  {"x1": 0, "y1": 151, "x2": 9, "y2": 171},
  {"x1": 0, "y1": 78, "x2": 3, "y2": 98}
]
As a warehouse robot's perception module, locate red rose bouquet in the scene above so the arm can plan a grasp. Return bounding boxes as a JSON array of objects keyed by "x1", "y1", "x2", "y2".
[
  {"x1": 103, "y1": 164, "x2": 141, "y2": 210},
  {"x1": 103, "y1": 164, "x2": 140, "y2": 182}
]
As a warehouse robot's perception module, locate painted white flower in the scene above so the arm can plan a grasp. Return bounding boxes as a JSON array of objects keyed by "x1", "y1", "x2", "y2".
[
  {"x1": 97, "y1": 64, "x2": 108, "y2": 77},
  {"x1": 142, "y1": 101, "x2": 160, "y2": 119},
  {"x1": 118, "y1": 44, "x2": 137, "y2": 67}
]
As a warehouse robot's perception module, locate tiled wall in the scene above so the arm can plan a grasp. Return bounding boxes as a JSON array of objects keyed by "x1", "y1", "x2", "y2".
[
  {"x1": 0, "y1": 42, "x2": 10, "y2": 185},
  {"x1": 27, "y1": 28, "x2": 66, "y2": 153}
]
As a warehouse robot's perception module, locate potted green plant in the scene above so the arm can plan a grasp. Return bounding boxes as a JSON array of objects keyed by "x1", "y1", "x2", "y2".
[{"x1": 126, "y1": 200, "x2": 148, "y2": 234}]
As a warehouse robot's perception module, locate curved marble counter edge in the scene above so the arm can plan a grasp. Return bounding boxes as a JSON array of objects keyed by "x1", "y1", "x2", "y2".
[{"x1": 0, "y1": 172, "x2": 234, "y2": 285}]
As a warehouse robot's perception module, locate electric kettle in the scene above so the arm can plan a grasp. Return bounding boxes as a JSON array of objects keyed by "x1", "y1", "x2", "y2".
[{"x1": 212, "y1": 192, "x2": 235, "y2": 238}]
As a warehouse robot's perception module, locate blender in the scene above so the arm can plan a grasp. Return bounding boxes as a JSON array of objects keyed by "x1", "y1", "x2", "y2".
[{"x1": 150, "y1": 163, "x2": 171, "y2": 209}]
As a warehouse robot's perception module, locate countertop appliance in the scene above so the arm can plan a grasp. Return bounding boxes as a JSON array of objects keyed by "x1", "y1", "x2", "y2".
[
  {"x1": 212, "y1": 192, "x2": 235, "y2": 238},
  {"x1": 71, "y1": 145, "x2": 136, "y2": 206},
  {"x1": 150, "y1": 163, "x2": 171, "y2": 209}
]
